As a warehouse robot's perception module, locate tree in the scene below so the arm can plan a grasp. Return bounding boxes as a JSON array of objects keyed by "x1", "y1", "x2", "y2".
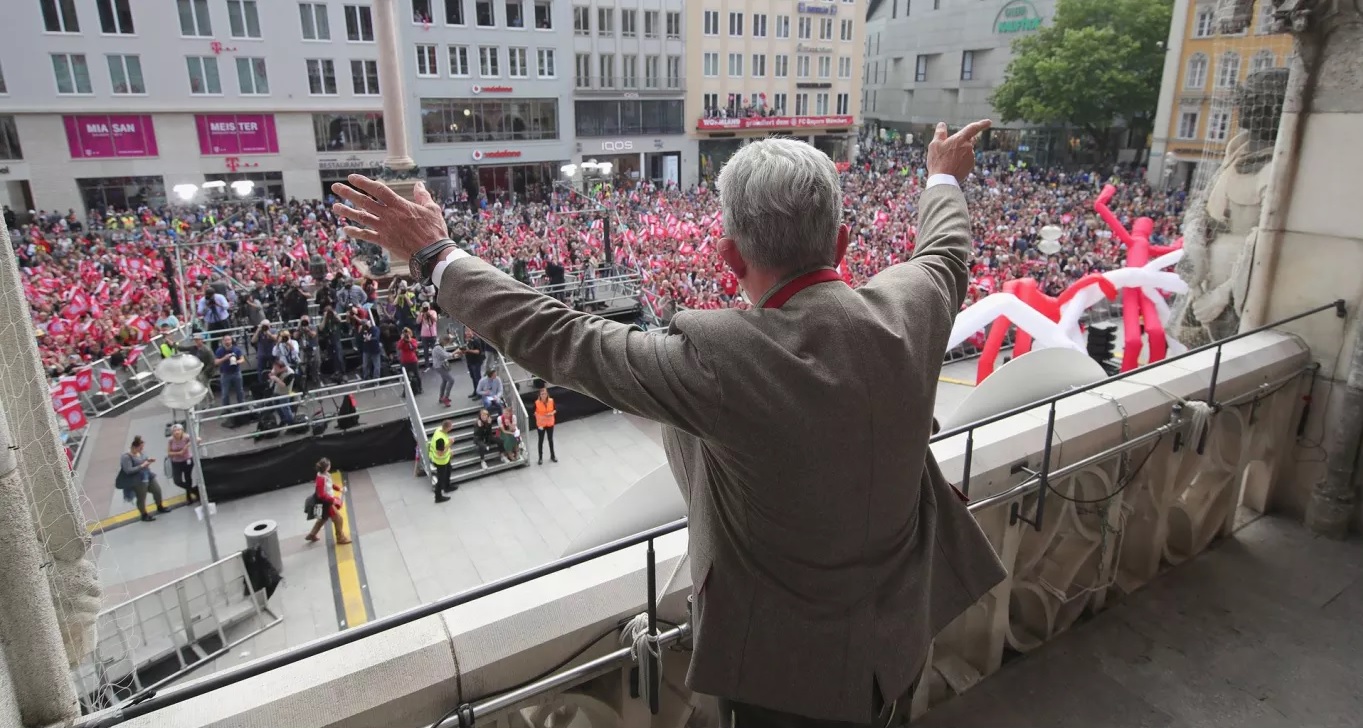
[{"x1": 990, "y1": 0, "x2": 1173, "y2": 161}]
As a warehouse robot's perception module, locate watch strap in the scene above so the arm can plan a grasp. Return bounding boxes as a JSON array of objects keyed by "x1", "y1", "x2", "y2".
[{"x1": 412, "y1": 238, "x2": 456, "y2": 285}]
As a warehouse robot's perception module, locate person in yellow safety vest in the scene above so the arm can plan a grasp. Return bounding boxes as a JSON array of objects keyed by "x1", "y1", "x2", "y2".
[
  {"x1": 428, "y1": 420, "x2": 455, "y2": 504},
  {"x1": 157, "y1": 324, "x2": 177, "y2": 360}
]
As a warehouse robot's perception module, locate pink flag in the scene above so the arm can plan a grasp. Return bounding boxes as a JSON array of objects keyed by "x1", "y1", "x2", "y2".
[
  {"x1": 56, "y1": 401, "x2": 88, "y2": 432},
  {"x1": 74, "y1": 368, "x2": 93, "y2": 392}
]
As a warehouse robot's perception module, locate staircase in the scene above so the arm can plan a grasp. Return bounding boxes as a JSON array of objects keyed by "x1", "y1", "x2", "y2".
[{"x1": 417, "y1": 402, "x2": 528, "y2": 487}]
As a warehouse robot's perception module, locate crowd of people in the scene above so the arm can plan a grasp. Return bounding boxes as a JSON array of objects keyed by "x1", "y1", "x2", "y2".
[{"x1": 10, "y1": 138, "x2": 1186, "y2": 390}]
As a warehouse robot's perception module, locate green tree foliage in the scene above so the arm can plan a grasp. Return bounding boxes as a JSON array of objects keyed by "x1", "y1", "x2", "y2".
[{"x1": 990, "y1": 0, "x2": 1173, "y2": 160}]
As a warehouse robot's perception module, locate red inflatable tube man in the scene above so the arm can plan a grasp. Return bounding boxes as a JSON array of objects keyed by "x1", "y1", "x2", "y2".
[
  {"x1": 1094, "y1": 184, "x2": 1182, "y2": 372},
  {"x1": 976, "y1": 274, "x2": 1117, "y2": 384}
]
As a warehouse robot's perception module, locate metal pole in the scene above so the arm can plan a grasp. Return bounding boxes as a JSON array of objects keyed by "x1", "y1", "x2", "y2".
[
  {"x1": 604, "y1": 212, "x2": 614, "y2": 270},
  {"x1": 645, "y1": 538, "x2": 659, "y2": 715},
  {"x1": 187, "y1": 409, "x2": 220, "y2": 562}
]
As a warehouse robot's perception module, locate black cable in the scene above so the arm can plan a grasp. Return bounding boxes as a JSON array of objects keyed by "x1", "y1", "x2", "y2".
[{"x1": 1045, "y1": 434, "x2": 1163, "y2": 505}]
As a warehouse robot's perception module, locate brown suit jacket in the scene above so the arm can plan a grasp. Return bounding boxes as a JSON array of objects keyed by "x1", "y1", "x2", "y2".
[{"x1": 435, "y1": 183, "x2": 1007, "y2": 723}]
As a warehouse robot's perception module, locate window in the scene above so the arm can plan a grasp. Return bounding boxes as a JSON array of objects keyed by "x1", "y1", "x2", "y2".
[
  {"x1": 775, "y1": 14, "x2": 790, "y2": 38},
  {"x1": 506, "y1": 0, "x2": 524, "y2": 28},
  {"x1": 752, "y1": 54, "x2": 766, "y2": 78},
  {"x1": 1252, "y1": 49, "x2": 1275, "y2": 73},
  {"x1": 666, "y1": 55, "x2": 681, "y2": 88},
  {"x1": 575, "y1": 53, "x2": 590, "y2": 87},
  {"x1": 915, "y1": 54, "x2": 928, "y2": 82},
  {"x1": 1177, "y1": 110, "x2": 1199, "y2": 139},
  {"x1": 960, "y1": 50, "x2": 974, "y2": 81},
  {"x1": 314, "y1": 112, "x2": 384, "y2": 151},
  {"x1": 1185, "y1": 53, "x2": 1208, "y2": 89},
  {"x1": 0, "y1": 117, "x2": 22, "y2": 160},
  {"x1": 508, "y1": 47, "x2": 528, "y2": 77},
  {"x1": 1194, "y1": 8, "x2": 1215, "y2": 37},
  {"x1": 1206, "y1": 109, "x2": 1231, "y2": 141},
  {"x1": 774, "y1": 54, "x2": 788, "y2": 78},
  {"x1": 644, "y1": 11, "x2": 658, "y2": 38},
  {"x1": 597, "y1": 7, "x2": 613, "y2": 34},
  {"x1": 236, "y1": 57, "x2": 269, "y2": 94},
  {"x1": 1216, "y1": 51, "x2": 1241, "y2": 88},
  {"x1": 599, "y1": 54, "x2": 614, "y2": 86},
  {"x1": 574, "y1": 100, "x2": 684, "y2": 136},
  {"x1": 621, "y1": 9, "x2": 636, "y2": 36},
  {"x1": 476, "y1": 0, "x2": 494, "y2": 26},
  {"x1": 98, "y1": 0, "x2": 135, "y2": 34},
  {"x1": 796, "y1": 55, "x2": 810, "y2": 78},
  {"x1": 838, "y1": 56, "x2": 851, "y2": 79},
  {"x1": 665, "y1": 11, "x2": 680, "y2": 38},
  {"x1": 573, "y1": 6, "x2": 589, "y2": 35},
  {"x1": 351, "y1": 59, "x2": 380, "y2": 93},
  {"x1": 1257, "y1": 1, "x2": 1275, "y2": 33},
  {"x1": 178, "y1": 0, "x2": 211, "y2": 36},
  {"x1": 819, "y1": 18, "x2": 833, "y2": 40},
  {"x1": 836, "y1": 92, "x2": 848, "y2": 114},
  {"x1": 622, "y1": 54, "x2": 637, "y2": 87},
  {"x1": 107, "y1": 54, "x2": 145, "y2": 94},
  {"x1": 345, "y1": 5, "x2": 374, "y2": 40},
  {"x1": 817, "y1": 56, "x2": 830, "y2": 78},
  {"x1": 772, "y1": 92, "x2": 786, "y2": 114},
  {"x1": 537, "y1": 48, "x2": 555, "y2": 78},
  {"x1": 228, "y1": 0, "x2": 261, "y2": 38},
  {"x1": 840, "y1": 18, "x2": 852, "y2": 41},
  {"x1": 703, "y1": 52, "x2": 718, "y2": 77},
  {"x1": 729, "y1": 12, "x2": 743, "y2": 36},
  {"x1": 797, "y1": 17, "x2": 811, "y2": 39},
  {"x1": 703, "y1": 93, "x2": 719, "y2": 112},
  {"x1": 933, "y1": 0, "x2": 940, "y2": 9},
  {"x1": 449, "y1": 45, "x2": 469, "y2": 75},
  {"x1": 52, "y1": 53, "x2": 91, "y2": 94},
  {"x1": 416, "y1": 44, "x2": 439, "y2": 76},
  {"x1": 728, "y1": 53, "x2": 743, "y2": 77},
  {"x1": 751, "y1": 13, "x2": 766, "y2": 38},
  {"x1": 300, "y1": 3, "x2": 330, "y2": 39},
  {"x1": 41, "y1": 0, "x2": 80, "y2": 32},
  {"x1": 412, "y1": 0, "x2": 431, "y2": 22},
  {"x1": 187, "y1": 56, "x2": 221, "y2": 94},
  {"x1": 306, "y1": 58, "x2": 337, "y2": 94},
  {"x1": 815, "y1": 93, "x2": 828, "y2": 114},
  {"x1": 420, "y1": 97, "x2": 559, "y2": 143},
  {"x1": 795, "y1": 93, "x2": 808, "y2": 115},
  {"x1": 446, "y1": 0, "x2": 465, "y2": 24},
  {"x1": 479, "y1": 46, "x2": 499, "y2": 76},
  {"x1": 534, "y1": 1, "x2": 551, "y2": 29},
  {"x1": 703, "y1": 10, "x2": 718, "y2": 35},
  {"x1": 0, "y1": 63, "x2": 6, "y2": 94},
  {"x1": 645, "y1": 55, "x2": 659, "y2": 88}
]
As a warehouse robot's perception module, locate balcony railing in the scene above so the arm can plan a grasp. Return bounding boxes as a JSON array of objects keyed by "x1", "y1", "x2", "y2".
[{"x1": 80, "y1": 300, "x2": 1345, "y2": 728}]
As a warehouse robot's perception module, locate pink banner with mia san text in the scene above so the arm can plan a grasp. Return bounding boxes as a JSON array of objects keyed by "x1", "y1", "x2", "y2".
[
  {"x1": 195, "y1": 113, "x2": 280, "y2": 155},
  {"x1": 64, "y1": 115, "x2": 159, "y2": 158}
]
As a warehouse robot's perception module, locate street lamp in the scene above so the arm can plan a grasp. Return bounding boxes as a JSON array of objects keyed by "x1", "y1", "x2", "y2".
[{"x1": 154, "y1": 354, "x2": 218, "y2": 561}]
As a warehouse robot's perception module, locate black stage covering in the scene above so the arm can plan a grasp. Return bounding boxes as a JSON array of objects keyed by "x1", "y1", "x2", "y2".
[
  {"x1": 201, "y1": 419, "x2": 415, "y2": 500},
  {"x1": 519, "y1": 385, "x2": 610, "y2": 425}
]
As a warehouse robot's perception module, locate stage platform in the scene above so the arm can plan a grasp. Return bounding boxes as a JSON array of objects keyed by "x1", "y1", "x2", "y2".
[{"x1": 75, "y1": 357, "x2": 980, "y2": 688}]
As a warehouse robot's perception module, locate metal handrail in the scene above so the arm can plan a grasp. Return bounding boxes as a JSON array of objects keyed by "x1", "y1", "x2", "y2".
[{"x1": 78, "y1": 299, "x2": 1345, "y2": 727}]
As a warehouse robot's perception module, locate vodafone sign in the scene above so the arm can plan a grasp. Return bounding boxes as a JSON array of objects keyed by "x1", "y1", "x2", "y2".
[
  {"x1": 470, "y1": 84, "x2": 514, "y2": 94},
  {"x1": 471, "y1": 150, "x2": 522, "y2": 161}
]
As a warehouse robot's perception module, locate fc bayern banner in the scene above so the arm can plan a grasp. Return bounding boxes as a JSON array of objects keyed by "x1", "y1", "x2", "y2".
[
  {"x1": 64, "y1": 115, "x2": 159, "y2": 158},
  {"x1": 195, "y1": 113, "x2": 280, "y2": 155}
]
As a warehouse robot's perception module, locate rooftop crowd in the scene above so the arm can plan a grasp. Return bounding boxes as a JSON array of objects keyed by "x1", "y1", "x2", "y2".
[{"x1": 9, "y1": 138, "x2": 1186, "y2": 380}]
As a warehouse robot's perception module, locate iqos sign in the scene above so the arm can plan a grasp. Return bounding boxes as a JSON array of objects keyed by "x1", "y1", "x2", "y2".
[{"x1": 601, "y1": 141, "x2": 634, "y2": 152}]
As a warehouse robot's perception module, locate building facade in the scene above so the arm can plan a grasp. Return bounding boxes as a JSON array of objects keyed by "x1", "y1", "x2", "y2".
[
  {"x1": 570, "y1": 0, "x2": 692, "y2": 188},
  {"x1": 684, "y1": 0, "x2": 865, "y2": 184},
  {"x1": 1147, "y1": 0, "x2": 1293, "y2": 188},
  {"x1": 861, "y1": 0, "x2": 1055, "y2": 157}
]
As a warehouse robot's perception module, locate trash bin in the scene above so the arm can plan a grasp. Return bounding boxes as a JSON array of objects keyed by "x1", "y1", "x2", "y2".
[{"x1": 244, "y1": 519, "x2": 283, "y2": 576}]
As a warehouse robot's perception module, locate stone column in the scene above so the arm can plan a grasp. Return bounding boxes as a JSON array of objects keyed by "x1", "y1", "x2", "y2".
[
  {"x1": 362, "y1": 0, "x2": 420, "y2": 279},
  {"x1": 0, "y1": 224, "x2": 101, "y2": 693}
]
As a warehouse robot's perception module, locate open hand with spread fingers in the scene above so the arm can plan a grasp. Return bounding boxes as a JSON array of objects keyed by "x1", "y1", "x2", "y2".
[
  {"x1": 926, "y1": 119, "x2": 991, "y2": 184},
  {"x1": 330, "y1": 175, "x2": 449, "y2": 265}
]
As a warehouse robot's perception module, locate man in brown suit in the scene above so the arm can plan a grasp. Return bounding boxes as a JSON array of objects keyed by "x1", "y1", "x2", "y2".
[{"x1": 331, "y1": 120, "x2": 1006, "y2": 727}]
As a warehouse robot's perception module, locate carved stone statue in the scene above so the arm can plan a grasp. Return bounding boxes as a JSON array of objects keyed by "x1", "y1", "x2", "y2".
[{"x1": 1170, "y1": 68, "x2": 1290, "y2": 348}]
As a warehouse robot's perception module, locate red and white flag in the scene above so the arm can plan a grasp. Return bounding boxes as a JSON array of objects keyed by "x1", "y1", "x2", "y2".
[{"x1": 56, "y1": 401, "x2": 88, "y2": 431}]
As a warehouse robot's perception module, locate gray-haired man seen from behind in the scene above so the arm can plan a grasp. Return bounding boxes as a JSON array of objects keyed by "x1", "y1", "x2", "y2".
[{"x1": 331, "y1": 120, "x2": 1007, "y2": 727}]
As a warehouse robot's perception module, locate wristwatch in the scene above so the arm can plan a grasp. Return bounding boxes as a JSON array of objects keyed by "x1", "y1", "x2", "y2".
[{"x1": 410, "y1": 238, "x2": 458, "y2": 286}]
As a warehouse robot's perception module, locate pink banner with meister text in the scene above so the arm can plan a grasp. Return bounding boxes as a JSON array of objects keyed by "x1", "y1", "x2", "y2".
[
  {"x1": 64, "y1": 115, "x2": 159, "y2": 159},
  {"x1": 194, "y1": 114, "x2": 280, "y2": 155}
]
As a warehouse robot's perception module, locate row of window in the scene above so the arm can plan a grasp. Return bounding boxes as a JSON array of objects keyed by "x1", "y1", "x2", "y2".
[
  {"x1": 1184, "y1": 50, "x2": 1278, "y2": 91},
  {"x1": 574, "y1": 100, "x2": 684, "y2": 137},
  {"x1": 1191, "y1": 3, "x2": 1278, "y2": 39},
  {"x1": 412, "y1": 0, "x2": 553, "y2": 30},
  {"x1": 43, "y1": 0, "x2": 381, "y2": 44},
  {"x1": 701, "y1": 92, "x2": 851, "y2": 117},
  {"x1": 416, "y1": 44, "x2": 558, "y2": 80},
  {"x1": 1176, "y1": 108, "x2": 1236, "y2": 142},
  {"x1": 419, "y1": 98, "x2": 559, "y2": 143},
  {"x1": 573, "y1": 54, "x2": 683, "y2": 90},
  {"x1": 888, "y1": 0, "x2": 944, "y2": 18},
  {"x1": 864, "y1": 51, "x2": 980, "y2": 86},
  {"x1": 702, "y1": 53, "x2": 854, "y2": 81},
  {"x1": 573, "y1": 8, "x2": 681, "y2": 39},
  {"x1": 48, "y1": 52, "x2": 383, "y2": 97},
  {"x1": 699, "y1": 11, "x2": 854, "y2": 42}
]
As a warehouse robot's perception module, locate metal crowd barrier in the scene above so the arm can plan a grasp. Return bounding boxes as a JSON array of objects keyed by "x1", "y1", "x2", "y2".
[
  {"x1": 75, "y1": 323, "x2": 194, "y2": 417},
  {"x1": 71, "y1": 551, "x2": 282, "y2": 715}
]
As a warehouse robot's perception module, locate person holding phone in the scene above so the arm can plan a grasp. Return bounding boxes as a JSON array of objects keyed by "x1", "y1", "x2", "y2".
[{"x1": 120, "y1": 436, "x2": 168, "y2": 522}]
